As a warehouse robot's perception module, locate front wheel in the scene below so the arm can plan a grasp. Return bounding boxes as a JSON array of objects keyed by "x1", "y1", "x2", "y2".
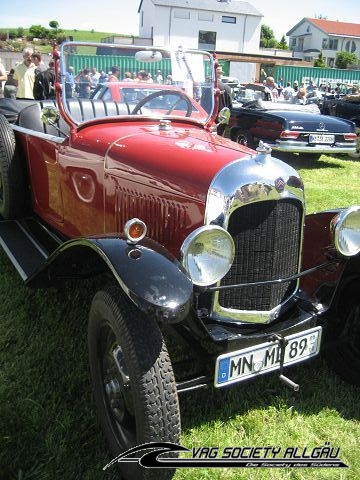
[
  {"x1": 324, "y1": 282, "x2": 360, "y2": 386},
  {"x1": 88, "y1": 287, "x2": 180, "y2": 480}
]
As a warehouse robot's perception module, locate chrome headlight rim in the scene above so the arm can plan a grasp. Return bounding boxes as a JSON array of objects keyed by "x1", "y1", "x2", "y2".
[
  {"x1": 332, "y1": 206, "x2": 360, "y2": 257},
  {"x1": 180, "y1": 225, "x2": 235, "y2": 286}
]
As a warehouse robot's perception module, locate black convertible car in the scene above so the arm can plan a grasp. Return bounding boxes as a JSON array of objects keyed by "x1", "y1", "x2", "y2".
[{"x1": 228, "y1": 84, "x2": 357, "y2": 160}]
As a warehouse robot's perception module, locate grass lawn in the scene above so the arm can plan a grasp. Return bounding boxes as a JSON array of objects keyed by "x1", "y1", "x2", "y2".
[{"x1": 0, "y1": 153, "x2": 359, "y2": 479}]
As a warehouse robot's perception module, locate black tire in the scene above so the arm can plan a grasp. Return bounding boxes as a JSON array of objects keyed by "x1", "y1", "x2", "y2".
[
  {"x1": 324, "y1": 282, "x2": 360, "y2": 386},
  {"x1": 0, "y1": 114, "x2": 26, "y2": 219},
  {"x1": 230, "y1": 128, "x2": 255, "y2": 148},
  {"x1": 88, "y1": 287, "x2": 180, "y2": 480}
]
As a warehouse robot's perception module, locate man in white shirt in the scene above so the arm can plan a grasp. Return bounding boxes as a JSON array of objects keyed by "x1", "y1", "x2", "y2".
[
  {"x1": 282, "y1": 82, "x2": 295, "y2": 101},
  {"x1": 13, "y1": 47, "x2": 35, "y2": 99}
]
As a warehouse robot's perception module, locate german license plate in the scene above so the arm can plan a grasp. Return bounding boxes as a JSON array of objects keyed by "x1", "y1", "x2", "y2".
[
  {"x1": 309, "y1": 134, "x2": 334, "y2": 144},
  {"x1": 215, "y1": 326, "x2": 321, "y2": 387}
]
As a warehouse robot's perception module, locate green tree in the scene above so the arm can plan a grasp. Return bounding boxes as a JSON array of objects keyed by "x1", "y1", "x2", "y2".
[
  {"x1": 8, "y1": 30, "x2": 17, "y2": 40},
  {"x1": 16, "y1": 27, "x2": 25, "y2": 37},
  {"x1": 335, "y1": 51, "x2": 358, "y2": 69},
  {"x1": 314, "y1": 50, "x2": 326, "y2": 68},
  {"x1": 49, "y1": 20, "x2": 59, "y2": 30},
  {"x1": 48, "y1": 20, "x2": 62, "y2": 40},
  {"x1": 277, "y1": 35, "x2": 288, "y2": 50},
  {"x1": 260, "y1": 25, "x2": 277, "y2": 48},
  {"x1": 29, "y1": 24, "x2": 49, "y2": 39}
]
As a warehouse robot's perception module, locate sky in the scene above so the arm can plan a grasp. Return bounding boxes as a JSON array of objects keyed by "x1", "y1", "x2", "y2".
[{"x1": 0, "y1": 0, "x2": 359, "y2": 41}]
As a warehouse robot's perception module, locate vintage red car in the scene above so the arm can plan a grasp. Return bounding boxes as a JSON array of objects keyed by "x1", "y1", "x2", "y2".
[{"x1": 0, "y1": 41, "x2": 359, "y2": 479}]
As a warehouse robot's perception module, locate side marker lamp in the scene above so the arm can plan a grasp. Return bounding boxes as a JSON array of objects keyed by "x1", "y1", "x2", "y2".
[{"x1": 124, "y1": 218, "x2": 147, "y2": 244}]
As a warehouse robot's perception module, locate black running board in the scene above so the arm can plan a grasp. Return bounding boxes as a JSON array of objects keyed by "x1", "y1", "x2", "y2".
[{"x1": 0, "y1": 218, "x2": 62, "y2": 281}]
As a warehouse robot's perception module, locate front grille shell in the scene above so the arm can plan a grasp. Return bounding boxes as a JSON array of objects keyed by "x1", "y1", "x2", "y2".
[{"x1": 205, "y1": 154, "x2": 305, "y2": 324}]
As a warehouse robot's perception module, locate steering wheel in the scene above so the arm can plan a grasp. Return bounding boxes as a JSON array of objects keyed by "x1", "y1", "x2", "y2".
[{"x1": 131, "y1": 89, "x2": 193, "y2": 117}]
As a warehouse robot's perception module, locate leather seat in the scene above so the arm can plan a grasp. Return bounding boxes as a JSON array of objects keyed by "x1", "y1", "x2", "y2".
[{"x1": 16, "y1": 98, "x2": 130, "y2": 136}]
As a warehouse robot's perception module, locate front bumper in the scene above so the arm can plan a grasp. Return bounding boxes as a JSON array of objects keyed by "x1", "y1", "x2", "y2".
[
  {"x1": 176, "y1": 304, "x2": 319, "y2": 393},
  {"x1": 270, "y1": 140, "x2": 356, "y2": 155}
]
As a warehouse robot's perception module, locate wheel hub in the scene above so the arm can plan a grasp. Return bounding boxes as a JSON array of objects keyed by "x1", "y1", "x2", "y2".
[{"x1": 105, "y1": 377, "x2": 121, "y2": 396}]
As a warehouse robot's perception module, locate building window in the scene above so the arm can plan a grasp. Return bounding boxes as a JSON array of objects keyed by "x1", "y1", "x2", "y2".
[
  {"x1": 198, "y1": 31, "x2": 217, "y2": 50},
  {"x1": 199, "y1": 12, "x2": 213, "y2": 22},
  {"x1": 327, "y1": 57, "x2": 335, "y2": 67},
  {"x1": 174, "y1": 9, "x2": 190, "y2": 19},
  {"x1": 328, "y1": 39, "x2": 338, "y2": 50},
  {"x1": 222, "y1": 16, "x2": 236, "y2": 24},
  {"x1": 345, "y1": 40, "x2": 356, "y2": 53},
  {"x1": 322, "y1": 38, "x2": 328, "y2": 49},
  {"x1": 298, "y1": 38, "x2": 304, "y2": 51},
  {"x1": 290, "y1": 38, "x2": 296, "y2": 47}
]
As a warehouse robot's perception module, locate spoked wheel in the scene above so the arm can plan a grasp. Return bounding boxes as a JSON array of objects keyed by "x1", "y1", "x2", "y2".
[
  {"x1": 88, "y1": 287, "x2": 180, "y2": 480},
  {"x1": 324, "y1": 283, "x2": 360, "y2": 386}
]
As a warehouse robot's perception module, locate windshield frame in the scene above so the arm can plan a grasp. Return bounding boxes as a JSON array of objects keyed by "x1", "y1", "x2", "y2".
[{"x1": 58, "y1": 41, "x2": 217, "y2": 127}]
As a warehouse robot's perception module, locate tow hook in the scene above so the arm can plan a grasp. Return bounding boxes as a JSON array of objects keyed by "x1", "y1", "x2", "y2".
[{"x1": 270, "y1": 334, "x2": 300, "y2": 392}]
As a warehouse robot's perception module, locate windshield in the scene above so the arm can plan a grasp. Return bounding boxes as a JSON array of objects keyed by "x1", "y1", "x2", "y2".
[{"x1": 59, "y1": 42, "x2": 216, "y2": 125}]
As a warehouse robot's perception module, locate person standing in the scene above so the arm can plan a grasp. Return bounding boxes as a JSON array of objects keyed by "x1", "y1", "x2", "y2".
[
  {"x1": 108, "y1": 66, "x2": 121, "y2": 101},
  {"x1": 42, "y1": 60, "x2": 56, "y2": 99},
  {"x1": 156, "y1": 70, "x2": 163, "y2": 84},
  {"x1": 0, "y1": 57, "x2": 8, "y2": 98},
  {"x1": 32, "y1": 52, "x2": 49, "y2": 100},
  {"x1": 65, "y1": 66, "x2": 75, "y2": 98},
  {"x1": 3, "y1": 69, "x2": 17, "y2": 99},
  {"x1": 13, "y1": 47, "x2": 36, "y2": 99},
  {"x1": 98, "y1": 70, "x2": 108, "y2": 84},
  {"x1": 77, "y1": 68, "x2": 91, "y2": 99},
  {"x1": 282, "y1": 81, "x2": 295, "y2": 101},
  {"x1": 89, "y1": 67, "x2": 100, "y2": 90}
]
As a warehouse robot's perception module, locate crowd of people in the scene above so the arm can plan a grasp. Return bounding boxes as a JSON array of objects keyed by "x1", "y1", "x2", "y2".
[
  {"x1": 262, "y1": 75, "x2": 359, "y2": 105},
  {"x1": 2, "y1": 49, "x2": 358, "y2": 115},
  {"x1": 64, "y1": 65, "x2": 172, "y2": 99},
  {"x1": 0, "y1": 48, "x2": 176, "y2": 101}
]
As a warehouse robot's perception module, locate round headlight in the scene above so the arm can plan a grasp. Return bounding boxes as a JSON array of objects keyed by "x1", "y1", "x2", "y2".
[
  {"x1": 180, "y1": 226, "x2": 235, "y2": 286},
  {"x1": 332, "y1": 206, "x2": 360, "y2": 257}
]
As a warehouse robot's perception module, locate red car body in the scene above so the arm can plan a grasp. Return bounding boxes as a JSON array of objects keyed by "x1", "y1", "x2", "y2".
[{"x1": 0, "y1": 42, "x2": 359, "y2": 480}]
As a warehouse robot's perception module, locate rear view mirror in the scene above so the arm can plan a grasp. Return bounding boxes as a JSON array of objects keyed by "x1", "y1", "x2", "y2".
[
  {"x1": 135, "y1": 50, "x2": 163, "y2": 63},
  {"x1": 217, "y1": 107, "x2": 231, "y2": 125}
]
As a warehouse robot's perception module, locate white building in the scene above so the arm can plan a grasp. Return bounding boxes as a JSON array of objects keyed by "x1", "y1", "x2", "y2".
[
  {"x1": 137, "y1": 0, "x2": 262, "y2": 54},
  {"x1": 287, "y1": 18, "x2": 360, "y2": 66}
]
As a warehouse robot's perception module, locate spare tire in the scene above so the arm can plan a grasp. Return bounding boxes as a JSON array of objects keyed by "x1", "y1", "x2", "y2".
[{"x1": 0, "y1": 114, "x2": 26, "y2": 219}]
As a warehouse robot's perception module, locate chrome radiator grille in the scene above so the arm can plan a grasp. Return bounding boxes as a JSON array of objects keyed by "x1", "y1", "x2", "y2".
[{"x1": 218, "y1": 199, "x2": 302, "y2": 312}]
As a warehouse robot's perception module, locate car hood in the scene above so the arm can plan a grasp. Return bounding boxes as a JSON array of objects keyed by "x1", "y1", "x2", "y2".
[{"x1": 103, "y1": 122, "x2": 255, "y2": 200}]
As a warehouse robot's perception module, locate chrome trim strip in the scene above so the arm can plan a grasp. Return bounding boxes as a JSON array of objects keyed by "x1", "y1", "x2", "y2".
[
  {"x1": 0, "y1": 236, "x2": 27, "y2": 281},
  {"x1": 11, "y1": 125, "x2": 65, "y2": 144},
  {"x1": 205, "y1": 153, "x2": 305, "y2": 324}
]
